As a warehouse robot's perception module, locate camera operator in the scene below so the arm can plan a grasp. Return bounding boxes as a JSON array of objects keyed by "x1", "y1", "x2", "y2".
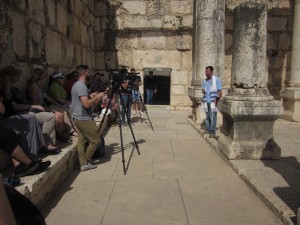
[
  {"x1": 130, "y1": 68, "x2": 145, "y2": 115},
  {"x1": 71, "y1": 65, "x2": 106, "y2": 172},
  {"x1": 120, "y1": 75, "x2": 132, "y2": 126}
]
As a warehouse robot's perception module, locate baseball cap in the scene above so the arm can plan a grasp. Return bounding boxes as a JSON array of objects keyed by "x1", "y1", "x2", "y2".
[{"x1": 51, "y1": 71, "x2": 64, "y2": 79}]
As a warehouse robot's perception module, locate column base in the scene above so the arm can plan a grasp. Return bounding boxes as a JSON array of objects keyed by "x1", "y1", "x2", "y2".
[
  {"x1": 188, "y1": 86, "x2": 205, "y2": 125},
  {"x1": 217, "y1": 98, "x2": 283, "y2": 160},
  {"x1": 281, "y1": 88, "x2": 300, "y2": 122}
]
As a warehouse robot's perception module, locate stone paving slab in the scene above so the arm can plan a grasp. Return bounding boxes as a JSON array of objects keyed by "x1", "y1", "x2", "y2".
[
  {"x1": 43, "y1": 109, "x2": 283, "y2": 225},
  {"x1": 189, "y1": 117, "x2": 300, "y2": 225}
]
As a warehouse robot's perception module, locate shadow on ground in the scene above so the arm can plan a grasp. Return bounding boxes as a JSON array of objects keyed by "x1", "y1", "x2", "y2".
[{"x1": 263, "y1": 157, "x2": 300, "y2": 223}]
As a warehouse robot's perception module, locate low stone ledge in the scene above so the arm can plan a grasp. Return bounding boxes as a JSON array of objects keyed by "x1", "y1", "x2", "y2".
[
  {"x1": 187, "y1": 118, "x2": 297, "y2": 225},
  {"x1": 15, "y1": 140, "x2": 78, "y2": 209}
]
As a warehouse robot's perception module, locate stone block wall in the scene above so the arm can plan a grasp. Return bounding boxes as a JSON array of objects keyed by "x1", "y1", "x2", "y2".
[
  {"x1": 224, "y1": 0, "x2": 293, "y2": 100},
  {"x1": 94, "y1": 0, "x2": 193, "y2": 107},
  {"x1": 0, "y1": 0, "x2": 294, "y2": 104},
  {"x1": 0, "y1": 0, "x2": 95, "y2": 92}
]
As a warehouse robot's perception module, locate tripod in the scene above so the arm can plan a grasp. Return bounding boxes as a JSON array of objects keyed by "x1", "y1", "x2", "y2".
[
  {"x1": 136, "y1": 92, "x2": 154, "y2": 131},
  {"x1": 98, "y1": 82, "x2": 140, "y2": 175}
]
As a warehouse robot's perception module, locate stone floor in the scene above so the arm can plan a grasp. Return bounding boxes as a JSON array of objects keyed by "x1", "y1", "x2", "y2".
[{"x1": 42, "y1": 108, "x2": 285, "y2": 225}]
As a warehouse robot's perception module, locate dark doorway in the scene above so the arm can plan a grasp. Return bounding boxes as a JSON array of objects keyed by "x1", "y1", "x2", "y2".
[{"x1": 143, "y1": 68, "x2": 171, "y2": 105}]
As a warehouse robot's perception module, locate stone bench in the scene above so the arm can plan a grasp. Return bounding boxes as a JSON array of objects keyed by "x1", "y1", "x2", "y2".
[{"x1": 0, "y1": 139, "x2": 79, "y2": 208}]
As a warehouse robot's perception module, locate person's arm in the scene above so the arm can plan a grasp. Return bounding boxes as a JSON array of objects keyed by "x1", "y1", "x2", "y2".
[
  {"x1": 28, "y1": 84, "x2": 38, "y2": 105},
  {"x1": 44, "y1": 93, "x2": 60, "y2": 106},
  {"x1": 79, "y1": 92, "x2": 105, "y2": 109},
  {"x1": 12, "y1": 102, "x2": 45, "y2": 112},
  {"x1": 55, "y1": 97, "x2": 70, "y2": 105},
  {"x1": 216, "y1": 90, "x2": 222, "y2": 106}
]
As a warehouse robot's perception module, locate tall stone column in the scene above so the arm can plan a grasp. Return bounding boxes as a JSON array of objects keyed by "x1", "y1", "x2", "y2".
[
  {"x1": 217, "y1": 2, "x2": 283, "y2": 160},
  {"x1": 188, "y1": 0, "x2": 225, "y2": 124},
  {"x1": 281, "y1": 0, "x2": 300, "y2": 122}
]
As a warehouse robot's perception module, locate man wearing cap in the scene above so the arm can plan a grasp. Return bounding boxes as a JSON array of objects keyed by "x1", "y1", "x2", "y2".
[
  {"x1": 49, "y1": 72, "x2": 70, "y2": 105},
  {"x1": 71, "y1": 65, "x2": 106, "y2": 171}
]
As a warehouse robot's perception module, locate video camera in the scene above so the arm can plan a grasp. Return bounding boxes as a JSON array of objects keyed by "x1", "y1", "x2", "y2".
[{"x1": 107, "y1": 66, "x2": 141, "y2": 89}]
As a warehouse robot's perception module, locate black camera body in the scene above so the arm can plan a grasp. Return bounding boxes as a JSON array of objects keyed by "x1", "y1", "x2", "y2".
[{"x1": 108, "y1": 67, "x2": 140, "y2": 90}]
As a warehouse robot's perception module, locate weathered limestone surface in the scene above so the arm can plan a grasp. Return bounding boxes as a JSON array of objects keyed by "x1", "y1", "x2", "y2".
[
  {"x1": 281, "y1": 0, "x2": 300, "y2": 121},
  {"x1": 218, "y1": 97, "x2": 282, "y2": 159},
  {"x1": 0, "y1": 0, "x2": 295, "y2": 109},
  {"x1": 0, "y1": 0, "x2": 95, "y2": 90},
  {"x1": 218, "y1": 2, "x2": 283, "y2": 160},
  {"x1": 12, "y1": 12, "x2": 26, "y2": 57},
  {"x1": 232, "y1": 3, "x2": 267, "y2": 88},
  {"x1": 188, "y1": 0, "x2": 225, "y2": 121}
]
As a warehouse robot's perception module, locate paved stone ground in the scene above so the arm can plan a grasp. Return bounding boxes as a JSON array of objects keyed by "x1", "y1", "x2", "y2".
[{"x1": 42, "y1": 109, "x2": 283, "y2": 225}]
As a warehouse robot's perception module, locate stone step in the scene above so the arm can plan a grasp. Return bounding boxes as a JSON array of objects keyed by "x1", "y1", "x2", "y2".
[{"x1": 14, "y1": 140, "x2": 78, "y2": 208}]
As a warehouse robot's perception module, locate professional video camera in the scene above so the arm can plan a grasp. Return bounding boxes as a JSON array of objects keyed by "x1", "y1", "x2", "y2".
[{"x1": 107, "y1": 65, "x2": 140, "y2": 89}]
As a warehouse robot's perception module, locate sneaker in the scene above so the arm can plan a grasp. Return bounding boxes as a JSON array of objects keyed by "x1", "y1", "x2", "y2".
[
  {"x1": 15, "y1": 161, "x2": 40, "y2": 178},
  {"x1": 80, "y1": 163, "x2": 97, "y2": 171},
  {"x1": 203, "y1": 130, "x2": 210, "y2": 134},
  {"x1": 140, "y1": 110, "x2": 145, "y2": 115},
  {"x1": 133, "y1": 110, "x2": 137, "y2": 115},
  {"x1": 36, "y1": 160, "x2": 51, "y2": 172}
]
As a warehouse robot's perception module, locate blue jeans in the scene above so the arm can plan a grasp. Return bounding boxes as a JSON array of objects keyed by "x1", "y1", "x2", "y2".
[
  {"x1": 205, "y1": 103, "x2": 217, "y2": 134},
  {"x1": 121, "y1": 94, "x2": 131, "y2": 124},
  {"x1": 146, "y1": 89, "x2": 154, "y2": 104}
]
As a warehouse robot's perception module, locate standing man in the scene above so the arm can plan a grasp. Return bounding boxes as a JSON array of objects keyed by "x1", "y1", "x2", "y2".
[
  {"x1": 202, "y1": 66, "x2": 222, "y2": 138},
  {"x1": 71, "y1": 65, "x2": 106, "y2": 171},
  {"x1": 145, "y1": 71, "x2": 157, "y2": 104}
]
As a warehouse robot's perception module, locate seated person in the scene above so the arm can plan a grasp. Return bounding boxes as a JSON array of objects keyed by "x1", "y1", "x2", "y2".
[
  {"x1": 49, "y1": 72, "x2": 70, "y2": 105},
  {"x1": 1, "y1": 177, "x2": 47, "y2": 225},
  {"x1": 48, "y1": 71, "x2": 77, "y2": 137},
  {"x1": 0, "y1": 66, "x2": 59, "y2": 155},
  {"x1": 64, "y1": 71, "x2": 79, "y2": 100},
  {"x1": 28, "y1": 68, "x2": 70, "y2": 141},
  {"x1": 0, "y1": 127, "x2": 51, "y2": 178}
]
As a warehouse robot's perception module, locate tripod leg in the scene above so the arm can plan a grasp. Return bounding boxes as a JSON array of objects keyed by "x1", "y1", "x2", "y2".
[
  {"x1": 117, "y1": 94, "x2": 126, "y2": 174},
  {"x1": 119, "y1": 92, "x2": 140, "y2": 155},
  {"x1": 139, "y1": 94, "x2": 154, "y2": 131}
]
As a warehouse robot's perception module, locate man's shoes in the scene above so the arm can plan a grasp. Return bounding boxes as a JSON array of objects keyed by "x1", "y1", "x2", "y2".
[
  {"x1": 209, "y1": 133, "x2": 216, "y2": 138},
  {"x1": 203, "y1": 130, "x2": 210, "y2": 134},
  {"x1": 36, "y1": 160, "x2": 51, "y2": 172},
  {"x1": 122, "y1": 122, "x2": 127, "y2": 127},
  {"x1": 15, "y1": 161, "x2": 40, "y2": 178},
  {"x1": 80, "y1": 163, "x2": 97, "y2": 171}
]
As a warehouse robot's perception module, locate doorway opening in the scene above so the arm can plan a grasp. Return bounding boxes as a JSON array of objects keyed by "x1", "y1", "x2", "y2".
[{"x1": 143, "y1": 68, "x2": 171, "y2": 105}]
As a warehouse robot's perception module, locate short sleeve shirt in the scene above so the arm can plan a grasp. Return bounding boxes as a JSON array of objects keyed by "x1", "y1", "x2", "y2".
[
  {"x1": 71, "y1": 80, "x2": 92, "y2": 120},
  {"x1": 49, "y1": 82, "x2": 67, "y2": 101},
  {"x1": 202, "y1": 75, "x2": 222, "y2": 103}
]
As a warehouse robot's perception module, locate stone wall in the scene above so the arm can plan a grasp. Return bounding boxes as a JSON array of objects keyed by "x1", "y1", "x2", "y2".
[
  {"x1": 94, "y1": 0, "x2": 193, "y2": 107},
  {"x1": 0, "y1": 0, "x2": 95, "y2": 91},
  {"x1": 224, "y1": 0, "x2": 293, "y2": 100},
  {"x1": 95, "y1": 0, "x2": 293, "y2": 107},
  {"x1": 0, "y1": 0, "x2": 294, "y2": 104}
]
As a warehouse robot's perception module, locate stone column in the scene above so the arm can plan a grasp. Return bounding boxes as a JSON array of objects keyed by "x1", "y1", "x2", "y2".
[
  {"x1": 281, "y1": 0, "x2": 300, "y2": 122},
  {"x1": 188, "y1": 0, "x2": 225, "y2": 124},
  {"x1": 217, "y1": 2, "x2": 283, "y2": 160}
]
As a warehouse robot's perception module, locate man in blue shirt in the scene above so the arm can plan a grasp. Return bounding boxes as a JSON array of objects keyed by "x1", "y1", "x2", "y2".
[{"x1": 202, "y1": 66, "x2": 222, "y2": 138}]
